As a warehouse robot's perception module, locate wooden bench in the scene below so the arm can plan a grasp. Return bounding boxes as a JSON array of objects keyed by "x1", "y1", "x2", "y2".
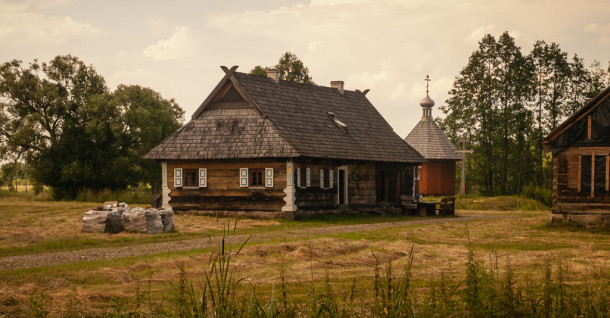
[{"x1": 437, "y1": 197, "x2": 455, "y2": 216}]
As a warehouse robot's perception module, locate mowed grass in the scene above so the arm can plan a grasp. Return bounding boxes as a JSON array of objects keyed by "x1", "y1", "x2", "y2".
[
  {"x1": 0, "y1": 191, "x2": 427, "y2": 257},
  {"x1": 1, "y1": 194, "x2": 608, "y2": 316}
]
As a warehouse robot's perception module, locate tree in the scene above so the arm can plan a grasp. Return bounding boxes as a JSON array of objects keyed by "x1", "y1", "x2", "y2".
[
  {"x1": 113, "y1": 85, "x2": 184, "y2": 192},
  {"x1": 440, "y1": 32, "x2": 533, "y2": 195},
  {"x1": 0, "y1": 55, "x2": 184, "y2": 198},
  {"x1": 249, "y1": 52, "x2": 315, "y2": 84},
  {"x1": 250, "y1": 65, "x2": 267, "y2": 77},
  {"x1": 529, "y1": 41, "x2": 571, "y2": 187}
]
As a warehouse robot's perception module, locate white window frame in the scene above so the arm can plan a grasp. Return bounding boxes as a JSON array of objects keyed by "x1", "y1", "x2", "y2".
[
  {"x1": 320, "y1": 169, "x2": 325, "y2": 189},
  {"x1": 306, "y1": 168, "x2": 311, "y2": 187},
  {"x1": 265, "y1": 168, "x2": 274, "y2": 188},
  {"x1": 329, "y1": 169, "x2": 334, "y2": 189},
  {"x1": 174, "y1": 168, "x2": 183, "y2": 188},
  {"x1": 240, "y1": 168, "x2": 248, "y2": 187},
  {"x1": 199, "y1": 168, "x2": 207, "y2": 188}
]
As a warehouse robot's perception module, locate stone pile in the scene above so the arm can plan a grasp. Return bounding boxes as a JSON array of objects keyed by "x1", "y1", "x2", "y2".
[{"x1": 81, "y1": 201, "x2": 174, "y2": 234}]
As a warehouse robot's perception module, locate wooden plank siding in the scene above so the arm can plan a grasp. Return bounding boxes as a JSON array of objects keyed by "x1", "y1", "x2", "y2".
[
  {"x1": 553, "y1": 146, "x2": 610, "y2": 213},
  {"x1": 418, "y1": 160, "x2": 456, "y2": 196},
  {"x1": 168, "y1": 159, "x2": 287, "y2": 211}
]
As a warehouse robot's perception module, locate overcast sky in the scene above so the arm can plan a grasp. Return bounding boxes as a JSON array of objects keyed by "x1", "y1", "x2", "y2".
[{"x1": 1, "y1": 0, "x2": 609, "y2": 137}]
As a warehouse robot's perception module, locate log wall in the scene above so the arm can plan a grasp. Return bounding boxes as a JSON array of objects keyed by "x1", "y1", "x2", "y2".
[
  {"x1": 167, "y1": 159, "x2": 286, "y2": 211},
  {"x1": 553, "y1": 146, "x2": 610, "y2": 213}
]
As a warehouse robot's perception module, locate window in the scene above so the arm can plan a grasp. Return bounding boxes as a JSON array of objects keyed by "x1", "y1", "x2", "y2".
[
  {"x1": 326, "y1": 112, "x2": 348, "y2": 132},
  {"x1": 320, "y1": 169, "x2": 331, "y2": 189},
  {"x1": 184, "y1": 169, "x2": 198, "y2": 187},
  {"x1": 306, "y1": 168, "x2": 311, "y2": 187},
  {"x1": 580, "y1": 154, "x2": 609, "y2": 196},
  {"x1": 250, "y1": 168, "x2": 264, "y2": 187},
  {"x1": 174, "y1": 168, "x2": 182, "y2": 187},
  {"x1": 265, "y1": 168, "x2": 274, "y2": 187}
]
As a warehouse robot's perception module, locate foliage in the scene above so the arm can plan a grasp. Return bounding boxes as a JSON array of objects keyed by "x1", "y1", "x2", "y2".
[
  {"x1": 439, "y1": 32, "x2": 609, "y2": 196},
  {"x1": 0, "y1": 55, "x2": 184, "y2": 199},
  {"x1": 519, "y1": 183, "x2": 552, "y2": 207},
  {"x1": 249, "y1": 66, "x2": 267, "y2": 77},
  {"x1": 249, "y1": 52, "x2": 315, "y2": 84}
]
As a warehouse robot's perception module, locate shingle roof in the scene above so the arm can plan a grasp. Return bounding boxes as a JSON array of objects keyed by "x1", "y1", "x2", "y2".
[
  {"x1": 145, "y1": 68, "x2": 424, "y2": 163},
  {"x1": 405, "y1": 117, "x2": 460, "y2": 160}
]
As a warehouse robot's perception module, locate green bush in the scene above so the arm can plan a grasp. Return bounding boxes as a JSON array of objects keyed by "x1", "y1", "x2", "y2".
[{"x1": 520, "y1": 184, "x2": 552, "y2": 207}]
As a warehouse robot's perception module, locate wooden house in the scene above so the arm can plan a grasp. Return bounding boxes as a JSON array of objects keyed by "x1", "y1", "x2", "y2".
[
  {"x1": 144, "y1": 66, "x2": 425, "y2": 218},
  {"x1": 544, "y1": 86, "x2": 610, "y2": 226},
  {"x1": 405, "y1": 81, "x2": 460, "y2": 196}
]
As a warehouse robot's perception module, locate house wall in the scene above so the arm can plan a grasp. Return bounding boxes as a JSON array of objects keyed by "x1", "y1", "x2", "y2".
[
  {"x1": 293, "y1": 160, "x2": 415, "y2": 210},
  {"x1": 419, "y1": 160, "x2": 456, "y2": 196},
  {"x1": 167, "y1": 158, "x2": 418, "y2": 213},
  {"x1": 167, "y1": 159, "x2": 286, "y2": 211},
  {"x1": 553, "y1": 146, "x2": 610, "y2": 214}
]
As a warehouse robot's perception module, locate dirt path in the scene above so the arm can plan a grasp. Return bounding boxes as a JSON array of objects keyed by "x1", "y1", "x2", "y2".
[{"x1": 0, "y1": 214, "x2": 509, "y2": 270}]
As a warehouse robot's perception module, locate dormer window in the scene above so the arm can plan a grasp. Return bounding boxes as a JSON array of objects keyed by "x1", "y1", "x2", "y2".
[{"x1": 326, "y1": 111, "x2": 348, "y2": 132}]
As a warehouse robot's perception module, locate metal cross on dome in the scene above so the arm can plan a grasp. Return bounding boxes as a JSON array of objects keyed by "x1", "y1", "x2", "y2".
[{"x1": 425, "y1": 74, "x2": 431, "y2": 94}]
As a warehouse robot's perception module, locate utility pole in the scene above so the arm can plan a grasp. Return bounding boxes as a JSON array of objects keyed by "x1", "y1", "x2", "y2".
[{"x1": 456, "y1": 134, "x2": 474, "y2": 195}]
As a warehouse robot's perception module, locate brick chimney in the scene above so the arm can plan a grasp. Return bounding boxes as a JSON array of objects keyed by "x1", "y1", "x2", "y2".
[
  {"x1": 266, "y1": 68, "x2": 279, "y2": 83},
  {"x1": 331, "y1": 81, "x2": 344, "y2": 94}
]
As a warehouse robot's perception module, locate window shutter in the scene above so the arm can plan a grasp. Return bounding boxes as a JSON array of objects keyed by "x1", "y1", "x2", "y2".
[
  {"x1": 329, "y1": 170, "x2": 334, "y2": 188},
  {"x1": 199, "y1": 168, "x2": 207, "y2": 188},
  {"x1": 174, "y1": 168, "x2": 183, "y2": 188},
  {"x1": 297, "y1": 167, "x2": 301, "y2": 187},
  {"x1": 320, "y1": 169, "x2": 325, "y2": 189},
  {"x1": 265, "y1": 168, "x2": 274, "y2": 187},
  {"x1": 306, "y1": 168, "x2": 311, "y2": 187},
  {"x1": 240, "y1": 168, "x2": 248, "y2": 187}
]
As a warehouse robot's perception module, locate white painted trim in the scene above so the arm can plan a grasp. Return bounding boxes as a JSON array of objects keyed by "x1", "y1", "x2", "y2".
[
  {"x1": 199, "y1": 168, "x2": 207, "y2": 187},
  {"x1": 240, "y1": 168, "x2": 248, "y2": 187},
  {"x1": 282, "y1": 160, "x2": 297, "y2": 212},
  {"x1": 161, "y1": 161, "x2": 171, "y2": 210},
  {"x1": 265, "y1": 168, "x2": 274, "y2": 187}
]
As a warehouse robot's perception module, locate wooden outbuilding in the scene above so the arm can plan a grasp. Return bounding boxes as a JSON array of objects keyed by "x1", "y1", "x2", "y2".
[
  {"x1": 544, "y1": 86, "x2": 610, "y2": 226},
  {"x1": 405, "y1": 78, "x2": 460, "y2": 196},
  {"x1": 144, "y1": 66, "x2": 425, "y2": 218}
]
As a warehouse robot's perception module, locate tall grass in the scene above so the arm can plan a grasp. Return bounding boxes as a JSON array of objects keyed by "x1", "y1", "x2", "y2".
[{"x1": 99, "y1": 229, "x2": 607, "y2": 317}]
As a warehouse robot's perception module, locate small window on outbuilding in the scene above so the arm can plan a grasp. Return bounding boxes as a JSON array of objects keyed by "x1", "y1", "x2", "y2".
[{"x1": 326, "y1": 112, "x2": 348, "y2": 132}]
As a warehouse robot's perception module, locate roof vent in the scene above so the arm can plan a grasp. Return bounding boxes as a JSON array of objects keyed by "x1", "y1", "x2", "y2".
[
  {"x1": 266, "y1": 68, "x2": 279, "y2": 83},
  {"x1": 330, "y1": 81, "x2": 344, "y2": 94},
  {"x1": 326, "y1": 111, "x2": 348, "y2": 132}
]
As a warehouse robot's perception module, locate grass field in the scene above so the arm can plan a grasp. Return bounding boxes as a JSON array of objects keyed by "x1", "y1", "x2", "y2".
[{"x1": 0, "y1": 193, "x2": 608, "y2": 317}]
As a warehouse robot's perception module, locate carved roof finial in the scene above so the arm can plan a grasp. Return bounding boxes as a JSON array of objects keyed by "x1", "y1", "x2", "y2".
[{"x1": 425, "y1": 74, "x2": 431, "y2": 94}]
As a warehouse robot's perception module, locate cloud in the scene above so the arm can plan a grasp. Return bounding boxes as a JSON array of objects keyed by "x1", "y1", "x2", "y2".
[
  {"x1": 143, "y1": 26, "x2": 196, "y2": 62},
  {"x1": 0, "y1": 5, "x2": 98, "y2": 44},
  {"x1": 466, "y1": 25, "x2": 496, "y2": 44}
]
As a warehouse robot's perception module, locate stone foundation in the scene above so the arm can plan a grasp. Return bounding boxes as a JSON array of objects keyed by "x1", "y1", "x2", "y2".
[
  {"x1": 178, "y1": 207, "x2": 405, "y2": 220},
  {"x1": 549, "y1": 213, "x2": 610, "y2": 227}
]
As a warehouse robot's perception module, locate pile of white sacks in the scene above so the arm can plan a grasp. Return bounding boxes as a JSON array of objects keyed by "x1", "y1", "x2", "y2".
[{"x1": 81, "y1": 201, "x2": 174, "y2": 234}]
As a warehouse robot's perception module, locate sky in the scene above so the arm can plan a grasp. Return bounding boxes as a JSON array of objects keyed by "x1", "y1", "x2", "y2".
[{"x1": 1, "y1": 0, "x2": 609, "y2": 138}]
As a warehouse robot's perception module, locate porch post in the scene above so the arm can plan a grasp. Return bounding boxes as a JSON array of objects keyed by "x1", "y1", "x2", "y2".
[
  {"x1": 282, "y1": 160, "x2": 297, "y2": 212},
  {"x1": 161, "y1": 160, "x2": 172, "y2": 210}
]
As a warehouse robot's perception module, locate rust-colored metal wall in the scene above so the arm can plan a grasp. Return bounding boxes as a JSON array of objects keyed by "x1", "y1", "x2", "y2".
[{"x1": 419, "y1": 160, "x2": 456, "y2": 196}]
